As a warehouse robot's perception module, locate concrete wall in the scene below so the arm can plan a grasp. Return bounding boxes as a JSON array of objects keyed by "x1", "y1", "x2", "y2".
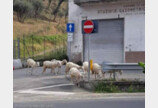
[{"x1": 68, "y1": 0, "x2": 145, "y2": 63}]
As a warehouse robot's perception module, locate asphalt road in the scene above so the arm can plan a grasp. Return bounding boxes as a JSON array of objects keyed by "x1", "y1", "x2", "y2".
[
  {"x1": 14, "y1": 97, "x2": 144, "y2": 108},
  {"x1": 14, "y1": 66, "x2": 145, "y2": 108}
]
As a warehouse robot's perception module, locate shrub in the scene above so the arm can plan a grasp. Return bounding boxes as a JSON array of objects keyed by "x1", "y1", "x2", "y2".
[{"x1": 138, "y1": 62, "x2": 145, "y2": 73}]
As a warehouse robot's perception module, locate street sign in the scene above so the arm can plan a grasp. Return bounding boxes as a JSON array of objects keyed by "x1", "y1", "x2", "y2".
[
  {"x1": 67, "y1": 23, "x2": 75, "y2": 32},
  {"x1": 83, "y1": 20, "x2": 94, "y2": 34},
  {"x1": 82, "y1": 20, "x2": 98, "y2": 34},
  {"x1": 67, "y1": 33, "x2": 73, "y2": 42}
]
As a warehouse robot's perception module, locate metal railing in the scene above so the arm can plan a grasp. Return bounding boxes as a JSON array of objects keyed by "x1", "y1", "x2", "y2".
[{"x1": 13, "y1": 35, "x2": 67, "y2": 62}]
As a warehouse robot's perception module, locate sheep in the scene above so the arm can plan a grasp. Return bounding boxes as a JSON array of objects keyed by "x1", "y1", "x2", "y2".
[
  {"x1": 65, "y1": 62, "x2": 83, "y2": 76},
  {"x1": 42, "y1": 60, "x2": 60, "y2": 74},
  {"x1": 91, "y1": 63, "x2": 103, "y2": 79},
  {"x1": 51, "y1": 59, "x2": 67, "y2": 74},
  {"x1": 51, "y1": 59, "x2": 56, "y2": 62},
  {"x1": 26, "y1": 58, "x2": 40, "y2": 75},
  {"x1": 107, "y1": 69, "x2": 122, "y2": 78},
  {"x1": 69, "y1": 67, "x2": 84, "y2": 85},
  {"x1": 82, "y1": 61, "x2": 89, "y2": 74}
]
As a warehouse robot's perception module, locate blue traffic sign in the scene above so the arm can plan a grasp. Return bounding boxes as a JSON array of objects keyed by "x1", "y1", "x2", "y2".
[{"x1": 67, "y1": 23, "x2": 75, "y2": 32}]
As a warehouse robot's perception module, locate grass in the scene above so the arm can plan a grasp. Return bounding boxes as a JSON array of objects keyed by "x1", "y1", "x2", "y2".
[
  {"x1": 94, "y1": 82, "x2": 121, "y2": 93},
  {"x1": 13, "y1": 15, "x2": 67, "y2": 38},
  {"x1": 13, "y1": 13, "x2": 68, "y2": 61},
  {"x1": 94, "y1": 81, "x2": 145, "y2": 93}
]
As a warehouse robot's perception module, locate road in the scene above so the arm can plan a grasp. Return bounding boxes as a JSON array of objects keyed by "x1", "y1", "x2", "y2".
[
  {"x1": 14, "y1": 97, "x2": 144, "y2": 108},
  {"x1": 14, "y1": 67, "x2": 145, "y2": 108}
]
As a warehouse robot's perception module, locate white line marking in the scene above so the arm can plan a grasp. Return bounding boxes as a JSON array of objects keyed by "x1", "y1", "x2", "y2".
[
  {"x1": 14, "y1": 83, "x2": 75, "y2": 95},
  {"x1": 14, "y1": 83, "x2": 74, "y2": 92},
  {"x1": 17, "y1": 90, "x2": 75, "y2": 95},
  {"x1": 83, "y1": 25, "x2": 94, "y2": 29}
]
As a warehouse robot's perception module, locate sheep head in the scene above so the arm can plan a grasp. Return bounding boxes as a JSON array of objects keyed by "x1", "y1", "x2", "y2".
[
  {"x1": 62, "y1": 59, "x2": 67, "y2": 65},
  {"x1": 78, "y1": 66, "x2": 84, "y2": 71},
  {"x1": 36, "y1": 62, "x2": 40, "y2": 67}
]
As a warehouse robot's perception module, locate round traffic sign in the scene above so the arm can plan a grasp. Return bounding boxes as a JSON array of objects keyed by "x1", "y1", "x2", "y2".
[{"x1": 83, "y1": 20, "x2": 94, "y2": 34}]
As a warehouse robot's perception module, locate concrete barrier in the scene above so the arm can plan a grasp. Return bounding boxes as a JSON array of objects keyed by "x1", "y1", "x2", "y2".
[{"x1": 13, "y1": 59, "x2": 22, "y2": 69}]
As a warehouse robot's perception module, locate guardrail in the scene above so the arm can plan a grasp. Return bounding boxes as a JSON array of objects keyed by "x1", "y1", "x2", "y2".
[{"x1": 101, "y1": 62, "x2": 143, "y2": 80}]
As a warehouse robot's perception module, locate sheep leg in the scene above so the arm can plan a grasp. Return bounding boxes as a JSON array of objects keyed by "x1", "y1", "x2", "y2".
[
  {"x1": 42, "y1": 67, "x2": 46, "y2": 74},
  {"x1": 95, "y1": 73, "x2": 96, "y2": 80},
  {"x1": 65, "y1": 68, "x2": 69, "y2": 77},
  {"x1": 51, "y1": 68, "x2": 55, "y2": 74},
  {"x1": 76, "y1": 76, "x2": 80, "y2": 87},
  {"x1": 27, "y1": 65, "x2": 31, "y2": 75},
  {"x1": 109, "y1": 72, "x2": 112, "y2": 79},
  {"x1": 102, "y1": 73, "x2": 105, "y2": 79},
  {"x1": 70, "y1": 76, "x2": 75, "y2": 83},
  {"x1": 57, "y1": 67, "x2": 60, "y2": 74},
  {"x1": 58, "y1": 67, "x2": 61, "y2": 74},
  {"x1": 26, "y1": 65, "x2": 30, "y2": 75},
  {"x1": 31, "y1": 67, "x2": 34, "y2": 75}
]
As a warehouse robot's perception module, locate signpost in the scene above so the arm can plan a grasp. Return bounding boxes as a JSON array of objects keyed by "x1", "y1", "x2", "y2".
[
  {"x1": 67, "y1": 23, "x2": 75, "y2": 33},
  {"x1": 67, "y1": 23, "x2": 75, "y2": 61},
  {"x1": 67, "y1": 33, "x2": 73, "y2": 42},
  {"x1": 83, "y1": 20, "x2": 94, "y2": 81}
]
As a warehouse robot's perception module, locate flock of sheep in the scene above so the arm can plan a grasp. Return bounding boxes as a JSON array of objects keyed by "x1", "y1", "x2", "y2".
[{"x1": 26, "y1": 58, "x2": 122, "y2": 84}]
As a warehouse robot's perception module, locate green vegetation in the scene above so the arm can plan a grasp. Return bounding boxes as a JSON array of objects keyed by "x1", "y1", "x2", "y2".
[
  {"x1": 13, "y1": 0, "x2": 33, "y2": 22},
  {"x1": 94, "y1": 82, "x2": 120, "y2": 93},
  {"x1": 13, "y1": 0, "x2": 68, "y2": 61},
  {"x1": 14, "y1": 34, "x2": 67, "y2": 61},
  {"x1": 13, "y1": 0, "x2": 68, "y2": 23},
  {"x1": 34, "y1": 48, "x2": 68, "y2": 63},
  {"x1": 127, "y1": 85, "x2": 145, "y2": 93},
  {"x1": 138, "y1": 62, "x2": 145, "y2": 73},
  {"x1": 94, "y1": 81, "x2": 145, "y2": 93}
]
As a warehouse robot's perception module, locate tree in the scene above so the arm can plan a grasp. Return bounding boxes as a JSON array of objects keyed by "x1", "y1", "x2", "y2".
[
  {"x1": 47, "y1": 0, "x2": 53, "y2": 9},
  {"x1": 52, "y1": 0, "x2": 65, "y2": 21},
  {"x1": 13, "y1": 0, "x2": 33, "y2": 22},
  {"x1": 32, "y1": 0, "x2": 44, "y2": 18}
]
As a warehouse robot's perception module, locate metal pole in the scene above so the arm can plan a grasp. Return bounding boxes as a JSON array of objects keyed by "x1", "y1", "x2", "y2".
[
  {"x1": 23, "y1": 35, "x2": 25, "y2": 60},
  {"x1": 88, "y1": 34, "x2": 90, "y2": 81},
  {"x1": 13, "y1": 40, "x2": 16, "y2": 59},
  {"x1": 17, "y1": 38, "x2": 20, "y2": 59},
  {"x1": 70, "y1": 42, "x2": 71, "y2": 61},
  {"x1": 63, "y1": 38, "x2": 64, "y2": 55},
  {"x1": 32, "y1": 36, "x2": 34, "y2": 59},
  {"x1": 113, "y1": 70, "x2": 116, "y2": 80},
  {"x1": 44, "y1": 37, "x2": 45, "y2": 59}
]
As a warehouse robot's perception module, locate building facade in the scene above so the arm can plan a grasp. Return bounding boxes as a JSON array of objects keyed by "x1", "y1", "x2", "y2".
[{"x1": 68, "y1": 0, "x2": 145, "y2": 64}]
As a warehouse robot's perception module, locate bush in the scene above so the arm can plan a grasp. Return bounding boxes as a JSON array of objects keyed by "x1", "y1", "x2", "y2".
[
  {"x1": 13, "y1": 0, "x2": 33, "y2": 22},
  {"x1": 138, "y1": 62, "x2": 145, "y2": 73}
]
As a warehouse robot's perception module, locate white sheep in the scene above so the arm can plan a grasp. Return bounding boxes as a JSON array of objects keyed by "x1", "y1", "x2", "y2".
[
  {"x1": 69, "y1": 67, "x2": 84, "y2": 85},
  {"x1": 26, "y1": 58, "x2": 39, "y2": 75},
  {"x1": 42, "y1": 60, "x2": 60, "y2": 74},
  {"x1": 52, "y1": 59, "x2": 67, "y2": 74},
  {"x1": 82, "y1": 61, "x2": 89, "y2": 74},
  {"x1": 65, "y1": 62, "x2": 83, "y2": 76},
  {"x1": 91, "y1": 63, "x2": 103, "y2": 79},
  {"x1": 106, "y1": 69, "x2": 122, "y2": 78}
]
